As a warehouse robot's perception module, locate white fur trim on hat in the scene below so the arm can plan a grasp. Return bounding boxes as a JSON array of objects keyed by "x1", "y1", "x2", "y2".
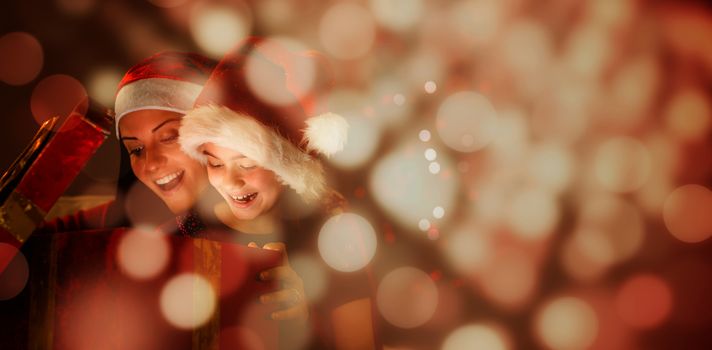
[
  {"x1": 114, "y1": 78, "x2": 204, "y2": 137},
  {"x1": 179, "y1": 105, "x2": 327, "y2": 202},
  {"x1": 303, "y1": 112, "x2": 348, "y2": 157}
]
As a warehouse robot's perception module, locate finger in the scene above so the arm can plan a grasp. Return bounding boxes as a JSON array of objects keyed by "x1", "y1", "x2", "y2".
[
  {"x1": 260, "y1": 288, "x2": 302, "y2": 305},
  {"x1": 247, "y1": 242, "x2": 258, "y2": 248},
  {"x1": 271, "y1": 304, "x2": 309, "y2": 322},
  {"x1": 259, "y1": 266, "x2": 299, "y2": 283},
  {"x1": 262, "y1": 242, "x2": 289, "y2": 263}
]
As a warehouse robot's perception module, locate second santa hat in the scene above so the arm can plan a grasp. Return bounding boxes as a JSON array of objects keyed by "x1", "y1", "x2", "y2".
[{"x1": 178, "y1": 38, "x2": 347, "y2": 202}]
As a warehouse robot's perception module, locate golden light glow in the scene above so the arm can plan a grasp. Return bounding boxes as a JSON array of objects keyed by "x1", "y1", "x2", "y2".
[
  {"x1": 319, "y1": 2, "x2": 375, "y2": 60},
  {"x1": 534, "y1": 297, "x2": 599, "y2": 350},
  {"x1": 663, "y1": 184, "x2": 712, "y2": 243},
  {"x1": 616, "y1": 274, "x2": 673, "y2": 329},
  {"x1": 664, "y1": 88, "x2": 712, "y2": 142},
  {"x1": 87, "y1": 67, "x2": 123, "y2": 108},
  {"x1": 190, "y1": 4, "x2": 250, "y2": 58},
  {"x1": 442, "y1": 323, "x2": 511, "y2": 350},
  {"x1": 507, "y1": 187, "x2": 560, "y2": 240},
  {"x1": 30, "y1": 74, "x2": 88, "y2": 125},
  {"x1": 318, "y1": 213, "x2": 377, "y2": 272},
  {"x1": 593, "y1": 137, "x2": 652, "y2": 193},
  {"x1": 436, "y1": 91, "x2": 499, "y2": 153},
  {"x1": 159, "y1": 273, "x2": 217, "y2": 330},
  {"x1": 117, "y1": 227, "x2": 170, "y2": 280},
  {"x1": 369, "y1": 0, "x2": 424, "y2": 32},
  {"x1": 377, "y1": 267, "x2": 439, "y2": 328}
]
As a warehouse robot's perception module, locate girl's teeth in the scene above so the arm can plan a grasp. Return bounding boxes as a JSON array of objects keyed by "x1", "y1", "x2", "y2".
[
  {"x1": 156, "y1": 171, "x2": 181, "y2": 185},
  {"x1": 230, "y1": 193, "x2": 257, "y2": 202}
]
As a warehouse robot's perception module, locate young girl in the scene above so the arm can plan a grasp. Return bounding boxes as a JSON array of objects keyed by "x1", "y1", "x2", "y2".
[{"x1": 179, "y1": 38, "x2": 380, "y2": 349}]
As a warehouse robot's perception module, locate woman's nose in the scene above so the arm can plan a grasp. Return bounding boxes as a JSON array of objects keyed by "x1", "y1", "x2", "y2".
[{"x1": 145, "y1": 149, "x2": 166, "y2": 172}]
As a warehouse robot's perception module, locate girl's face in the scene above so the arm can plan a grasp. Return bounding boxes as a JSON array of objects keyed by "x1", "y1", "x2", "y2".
[
  {"x1": 201, "y1": 142, "x2": 283, "y2": 221},
  {"x1": 119, "y1": 110, "x2": 208, "y2": 214}
]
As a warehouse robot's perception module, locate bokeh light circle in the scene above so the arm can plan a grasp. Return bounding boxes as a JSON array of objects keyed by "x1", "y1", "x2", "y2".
[
  {"x1": 0, "y1": 32, "x2": 43, "y2": 85},
  {"x1": 30, "y1": 74, "x2": 87, "y2": 125},
  {"x1": 593, "y1": 137, "x2": 652, "y2": 193},
  {"x1": 369, "y1": 0, "x2": 424, "y2": 32},
  {"x1": 190, "y1": 4, "x2": 250, "y2": 58},
  {"x1": 160, "y1": 273, "x2": 217, "y2": 330},
  {"x1": 436, "y1": 91, "x2": 498, "y2": 153},
  {"x1": 665, "y1": 88, "x2": 711, "y2": 142},
  {"x1": 117, "y1": 227, "x2": 170, "y2": 280},
  {"x1": 616, "y1": 274, "x2": 673, "y2": 330},
  {"x1": 290, "y1": 253, "x2": 328, "y2": 303},
  {"x1": 419, "y1": 129, "x2": 431, "y2": 142},
  {"x1": 87, "y1": 67, "x2": 123, "y2": 108},
  {"x1": 663, "y1": 184, "x2": 712, "y2": 243},
  {"x1": 318, "y1": 213, "x2": 377, "y2": 272},
  {"x1": 507, "y1": 187, "x2": 560, "y2": 240},
  {"x1": 425, "y1": 81, "x2": 437, "y2": 94},
  {"x1": 377, "y1": 267, "x2": 438, "y2": 328},
  {"x1": 319, "y1": 2, "x2": 376, "y2": 60},
  {"x1": 327, "y1": 111, "x2": 382, "y2": 169},
  {"x1": 534, "y1": 296, "x2": 599, "y2": 350},
  {"x1": 442, "y1": 323, "x2": 511, "y2": 350},
  {"x1": 441, "y1": 225, "x2": 492, "y2": 275},
  {"x1": 0, "y1": 243, "x2": 29, "y2": 300}
]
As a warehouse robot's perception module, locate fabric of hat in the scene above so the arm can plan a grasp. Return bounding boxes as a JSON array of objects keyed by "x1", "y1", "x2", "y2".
[
  {"x1": 179, "y1": 38, "x2": 348, "y2": 202},
  {"x1": 114, "y1": 51, "x2": 216, "y2": 137}
]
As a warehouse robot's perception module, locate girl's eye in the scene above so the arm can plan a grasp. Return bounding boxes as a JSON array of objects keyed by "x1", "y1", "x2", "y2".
[
  {"x1": 161, "y1": 134, "x2": 178, "y2": 143},
  {"x1": 240, "y1": 165, "x2": 256, "y2": 170}
]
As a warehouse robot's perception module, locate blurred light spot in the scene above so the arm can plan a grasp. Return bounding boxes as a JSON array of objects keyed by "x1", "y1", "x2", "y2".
[
  {"x1": 290, "y1": 253, "x2": 328, "y2": 303},
  {"x1": 148, "y1": 0, "x2": 189, "y2": 8},
  {"x1": 369, "y1": 0, "x2": 424, "y2": 32},
  {"x1": 663, "y1": 184, "x2": 712, "y2": 243},
  {"x1": 318, "y1": 213, "x2": 377, "y2": 272},
  {"x1": 593, "y1": 137, "x2": 652, "y2": 193},
  {"x1": 160, "y1": 273, "x2": 217, "y2": 330},
  {"x1": 56, "y1": 0, "x2": 95, "y2": 15},
  {"x1": 190, "y1": 4, "x2": 250, "y2": 58},
  {"x1": 30, "y1": 74, "x2": 88, "y2": 125},
  {"x1": 616, "y1": 274, "x2": 673, "y2": 329},
  {"x1": 587, "y1": 0, "x2": 634, "y2": 28},
  {"x1": 564, "y1": 25, "x2": 611, "y2": 78},
  {"x1": 432, "y1": 206, "x2": 445, "y2": 219},
  {"x1": 424, "y1": 148, "x2": 437, "y2": 161},
  {"x1": 424, "y1": 81, "x2": 437, "y2": 94},
  {"x1": 319, "y1": 2, "x2": 375, "y2": 60},
  {"x1": 531, "y1": 80, "x2": 592, "y2": 144},
  {"x1": 535, "y1": 297, "x2": 599, "y2": 350},
  {"x1": 405, "y1": 51, "x2": 446, "y2": 90},
  {"x1": 117, "y1": 227, "x2": 170, "y2": 280},
  {"x1": 419, "y1": 129, "x2": 431, "y2": 142},
  {"x1": 441, "y1": 226, "x2": 491, "y2": 275},
  {"x1": 429, "y1": 162, "x2": 441, "y2": 174},
  {"x1": 442, "y1": 323, "x2": 511, "y2": 350},
  {"x1": 418, "y1": 219, "x2": 431, "y2": 231},
  {"x1": 448, "y1": 0, "x2": 503, "y2": 48},
  {"x1": 428, "y1": 228, "x2": 440, "y2": 240},
  {"x1": 664, "y1": 88, "x2": 711, "y2": 142},
  {"x1": 609, "y1": 55, "x2": 660, "y2": 129},
  {"x1": 437, "y1": 91, "x2": 498, "y2": 153},
  {"x1": 528, "y1": 143, "x2": 575, "y2": 194},
  {"x1": 370, "y1": 139, "x2": 459, "y2": 232},
  {"x1": 246, "y1": 37, "x2": 315, "y2": 106},
  {"x1": 377, "y1": 267, "x2": 438, "y2": 328},
  {"x1": 87, "y1": 67, "x2": 123, "y2": 108},
  {"x1": 507, "y1": 187, "x2": 559, "y2": 240},
  {"x1": 480, "y1": 250, "x2": 537, "y2": 310},
  {"x1": 561, "y1": 228, "x2": 615, "y2": 283},
  {"x1": 0, "y1": 32, "x2": 43, "y2": 85},
  {"x1": 501, "y1": 20, "x2": 553, "y2": 81},
  {"x1": 254, "y1": 0, "x2": 294, "y2": 32},
  {"x1": 578, "y1": 194, "x2": 645, "y2": 262},
  {"x1": 393, "y1": 93, "x2": 406, "y2": 106},
  {"x1": 0, "y1": 243, "x2": 29, "y2": 300},
  {"x1": 328, "y1": 111, "x2": 382, "y2": 169}
]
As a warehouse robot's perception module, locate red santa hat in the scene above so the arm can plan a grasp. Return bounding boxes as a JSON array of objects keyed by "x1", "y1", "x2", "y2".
[
  {"x1": 114, "y1": 51, "x2": 216, "y2": 137},
  {"x1": 178, "y1": 38, "x2": 347, "y2": 202}
]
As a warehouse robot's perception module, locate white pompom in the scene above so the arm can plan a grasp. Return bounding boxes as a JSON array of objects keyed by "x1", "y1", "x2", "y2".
[{"x1": 304, "y1": 112, "x2": 348, "y2": 157}]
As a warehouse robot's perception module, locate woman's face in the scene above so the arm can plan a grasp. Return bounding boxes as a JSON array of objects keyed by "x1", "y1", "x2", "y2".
[
  {"x1": 201, "y1": 142, "x2": 283, "y2": 221},
  {"x1": 118, "y1": 110, "x2": 208, "y2": 214}
]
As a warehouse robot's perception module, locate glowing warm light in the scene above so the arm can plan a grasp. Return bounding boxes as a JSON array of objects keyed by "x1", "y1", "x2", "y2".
[
  {"x1": 528, "y1": 143, "x2": 575, "y2": 194},
  {"x1": 0, "y1": 243, "x2": 29, "y2": 300},
  {"x1": 290, "y1": 253, "x2": 328, "y2": 303},
  {"x1": 419, "y1": 129, "x2": 431, "y2": 142},
  {"x1": 424, "y1": 148, "x2": 437, "y2": 161},
  {"x1": 245, "y1": 37, "x2": 316, "y2": 106},
  {"x1": 56, "y1": 0, "x2": 95, "y2": 15},
  {"x1": 441, "y1": 225, "x2": 492, "y2": 275},
  {"x1": 560, "y1": 228, "x2": 615, "y2": 283},
  {"x1": 578, "y1": 194, "x2": 645, "y2": 262},
  {"x1": 488, "y1": 108, "x2": 529, "y2": 165},
  {"x1": 319, "y1": 2, "x2": 376, "y2": 60},
  {"x1": 664, "y1": 88, "x2": 711, "y2": 142},
  {"x1": 436, "y1": 91, "x2": 498, "y2": 153},
  {"x1": 535, "y1": 297, "x2": 599, "y2": 350},
  {"x1": 616, "y1": 274, "x2": 673, "y2": 329},
  {"x1": 377, "y1": 267, "x2": 438, "y2": 328},
  {"x1": 190, "y1": 4, "x2": 250, "y2": 58},
  {"x1": 160, "y1": 273, "x2": 217, "y2": 330},
  {"x1": 424, "y1": 81, "x2": 437, "y2": 94},
  {"x1": 448, "y1": 0, "x2": 503, "y2": 48},
  {"x1": 0, "y1": 32, "x2": 43, "y2": 85},
  {"x1": 369, "y1": 0, "x2": 424, "y2": 32},
  {"x1": 30, "y1": 74, "x2": 88, "y2": 125},
  {"x1": 663, "y1": 184, "x2": 712, "y2": 243},
  {"x1": 564, "y1": 24, "x2": 611, "y2": 78},
  {"x1": 371, "y1": 76, "x2": 413, "y2": 128},
  {"x1": 370, "y1": 139, "x2": 459, "y2": 232},
  {"x1": 428, "y1": 162, "x2": 441, "y2": 174},
  {"x1": 318, "y1": 213, "x2": 377, "y2": 272},
  {"x1": 507, "y1": 187, "x2": 559, "y2": 240},
  {"x1": 432, "y1": 206, "x2": 445, "y2": 219},
  {"x1": 609, "y1": 55, "x2": 660, "y2": 129},
  {"x1": 479, "y1": 250, "x2": 537, "y2": 310},
  {"x1": 418, "y1": 219, "x2": 431, "y2": 231},
  {"x1": 587, "y1": 0, "x2": 634, "y2": 27},
  {"x1": 442, "y1": 323, "x2": 511, "y2": 350},
  {"x1": 501, "y1": 20, "x2": 553, "y2": 81},
  {"x1": 531, "y1": 79, "x2": 593, "y2": 144},
  {"x1": 117, "y1": 227, "x2": 170, "y2": 280},
  {"x1": 148, "y1": 0, "x2": 189, "y2": 8},
  {"x1": 593, "y1": 137, "x2": 652, "y2": 193},
  {"x1": 328, "y1": 111, "x2": 382, "y2": 169},
  {"x1": 87, "y1": 67, "x2": 123, "y2": 108},
  {"x1": 254, "y1": 0, "x2": 294, "y2": 32},
  {"x1": 393, "y1": 93, "x2": 406, "y2": 106},
  {"x1": 405, "y1": 51, "x2": 446, "y2": 90}
]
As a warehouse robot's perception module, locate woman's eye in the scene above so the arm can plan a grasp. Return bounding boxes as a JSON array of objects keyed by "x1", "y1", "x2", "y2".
[
  {"x1": 207, "y1": 162, "x2": 223, "y2": 168},
  {"x1": 240, "y1": 165, "x2": 256, "y2": 170},
  {"x1": 161, "y1": 134, "x2": 178, "y2": 143},
  {"x1": 128, "y1": 146, "x2": 144, "y2": 156}
]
